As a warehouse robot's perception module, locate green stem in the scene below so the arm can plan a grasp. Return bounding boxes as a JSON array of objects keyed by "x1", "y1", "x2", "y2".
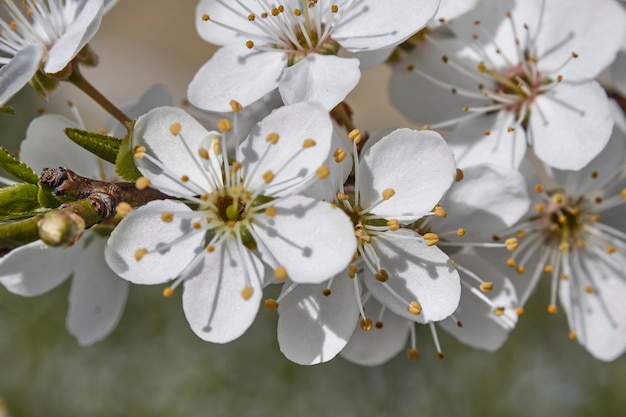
[{"x1": 67, "y1": 67, "x2": 131, "y2": 126}]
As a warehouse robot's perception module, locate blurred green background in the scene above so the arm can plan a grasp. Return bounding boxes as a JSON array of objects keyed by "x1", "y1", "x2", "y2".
[{"x1": 2, "y1": 1, "x2": 626, "y2": 416}]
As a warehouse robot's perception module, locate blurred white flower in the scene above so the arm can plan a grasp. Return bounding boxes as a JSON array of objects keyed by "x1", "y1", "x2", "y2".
[
  {"x1": 390, "y1": 0, "x2": 626, "y2": 170},
  {"x1": 105, "y1": 102, "x2": 356, "y2": 344},
  {"x1": 188, "y1": 0, "x2": 440, "y2": 111}
]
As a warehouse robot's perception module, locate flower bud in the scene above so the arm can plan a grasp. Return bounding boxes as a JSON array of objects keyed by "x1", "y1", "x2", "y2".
[{"x1": 38, "y1": 211, "x2": 86, "y2": 247}]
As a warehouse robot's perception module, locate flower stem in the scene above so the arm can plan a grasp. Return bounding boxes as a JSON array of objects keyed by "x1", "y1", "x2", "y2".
[{"x1": 67, "y1": 67, "x2": 131, "y2": 126}]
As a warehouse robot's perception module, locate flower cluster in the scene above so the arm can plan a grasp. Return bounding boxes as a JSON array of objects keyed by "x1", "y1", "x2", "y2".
[{"x1": 1, "y1": 0, "x2": 626, "y2": 367}]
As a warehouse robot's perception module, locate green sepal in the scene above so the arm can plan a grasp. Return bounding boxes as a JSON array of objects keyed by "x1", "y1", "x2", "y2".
[
  {"x1": 115, "y1": 120, "x2": 142, "y2": 181},
  {"x1": 64, "y1": 128, "x2": 121, "y2": 164},
  {"x1": 38, "y1": 182, "x2": 71, "y2": 209},
  {"x1": 0, "y1": 147, "x2": 39, "y2": 184},
  {"x1": 0, "y1": 106, "x2": 14, "y2": 114},
  {"x1": 0, "y1": 183, "x2": 42, "y2": 218},
  {"x1": 29, "y1": 69, "x2": 60, "y2": 100}
]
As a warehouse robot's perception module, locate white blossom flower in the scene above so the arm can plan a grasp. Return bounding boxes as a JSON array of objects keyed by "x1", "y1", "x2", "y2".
[
  {"x1": 498, "y1": 105, "x2": 626, "y2": 361},
  {"x1": 105, "y1": 102, "x2": 356, "y2": 344},
  {"x1": 188, "y1": 0, "x2": 440, "y2": 112},
  {"x1": 390, "y1": 0, "x2": 626, "y2": 170},
  {"x1": 0, "y1": 0, "x2": 118, "y2": 104},
  {"x1": 272, "y1": 127, "x2": 461, "y2": 364}
]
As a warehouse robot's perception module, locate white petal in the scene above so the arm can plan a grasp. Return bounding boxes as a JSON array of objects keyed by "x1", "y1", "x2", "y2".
[
  {"x1": 340, "y1": 298, "x2": 410, "y2": 366},
  {"x1": 439, "y1": 251, "x2": 518, "y2": 351},
  {"x1": 448, "y1": 112, "x2": 527, "y2": 169},
  {"x1": 134, "y1": 106, "x2": 216, "y2": 197},
  {"x1": 182, "y1": 237, "x2": 263, "y2": 344},
  {"x1": 364, "y1": 230, "x2": 461, "y2": 323},
  {"x1": 20, "y1": 114, "x2": 100, "y2": 178},
  {"x1": 333, "y1": 0, "x2": 439, "y2": 51},
  {"x1": 104, "y1": 200, "x2": 205, "y2": 285},
  {"x1": 433, "y1": 0, "x2": 479, "y2": 23},
  {"x1": 359, "y1": 129, "x2": 456, "y2": 221},
  {"x1": 239, "y1": 102, "x2": 333, "y2": 196},
  {"x1": 67, "y1": 236, "x2": 129, "y2": 346},
  {"x1": 560, "y1": 250, "x2": 626, "y2": 361},
  {"x1": 195, "y1": 0, "x2": 267, "y2": 45},
  {"x1": 187, "y1": 45, "x2": 286, "y2": 112},
  {"x1": 0, "y1": 44, "x2": 43, "y2": 105},
  {"x1": 530, "y1": 82, "x2": 612, "y2": 171},
  {"x1": 611, "y1": 50, "x2": 626, "y2": 96},
  {"x1": 44, "y1": 1, "x2": 104, "y2": 73},
  {"x1": 277, "y1": 276, "x2": 359, "y2": 365},
  {"x1": 431, "y1": 164, "x2": 529, "y2": 240},
  {"x1": 279, "y1": 54, "x2": 360, "y2": 110},
  {"x1": 353, "y1": 47, "x2": 394, "y2": 70},
  {"x1": 0, "y1": 240, "x2": 80, "y2": 296},
  {"x1": 253, "y1": 195, "x2": 355, "y2": 284}
]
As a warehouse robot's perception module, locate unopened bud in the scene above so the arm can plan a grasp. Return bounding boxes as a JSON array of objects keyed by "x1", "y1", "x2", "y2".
[{"x1": 38, "y1": 210, "x2": 85, "y2": 247}]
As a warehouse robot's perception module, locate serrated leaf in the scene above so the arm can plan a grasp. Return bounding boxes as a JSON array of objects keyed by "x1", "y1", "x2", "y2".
[
  {"x1": 0, "y1": 106, "x2": 14, "y2": 114},
  {"x1": 115, "y1": 120, "x2": 142, "y2": 181},
  {"x1": 64, "y1": 128, "x2": 121, "y2": 164},
  {"x1": 0, "y1": 147, "x2": 39, "y2": 184},
  {"x1": 0, "y1": 183, "x2": 41, "y2": 217},
  {"x1": 38, "y1": 182, "x2": 71, "y2": 209}
]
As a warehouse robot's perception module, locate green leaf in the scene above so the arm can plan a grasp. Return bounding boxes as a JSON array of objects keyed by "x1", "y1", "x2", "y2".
[
  {"x1": 64, "y1": 128, "x2": 121, "y2": 164},
  {"x1": 0, "y1": 106, "x2": 14, "y2": 114},
  {"x1": 0, "y1": 183, "x2": 41, "y2": 218},
  {"x1": 115, "y1": 120, "x2": 142, "y2": 181},
  {"x1": 38, "y1": 182, "x2": 71, "y2": 209},
  {"x1": 0, "y1": 147, "x2": 39, "y2": 184}
]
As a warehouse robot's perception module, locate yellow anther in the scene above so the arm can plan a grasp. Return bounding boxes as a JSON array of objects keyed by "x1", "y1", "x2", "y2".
[
  {"x1": 264, "y1": 298, "x2": 279, "y2": 311},
  {"x1": 217, "y1": 118, "x2": 231, "y2": 132},
  {"x1": 568, "y1": 331, "x2": 577, "y2": 341},
  {"x1": 316, "y1": 165, "x2": 330, "y2": 180},
  {"x1": 387, "y1": 219, "x2": 399, "y2": 231},
  {"x1": 302, "y1": 138, "x2": 316, "y2": 148},
  {"x1": 180, "y1": 175, "x2": 189, "y2": 183},
  {"x1": 557, "y1": 75, "x2": 563, "y2": 82},
  {"x1": 201, "y1": 13, "x2": 209, "y2": 21},
  {"x1": 246, "y1": 40, "x2": 254, "y2": 49},
  {"x1": 193, "y1": 221, "x2": 202, "y2": 230},
  {"x1": 348, "y1": 264, "x2": 358, "y2": 279},
  {"x1": 506, "y1": 258, "x2": 516, "y2": 267},
  {"x1": 479, "y1": 282, "x2": 494, "y2": 292},
  {"x1": 407, "y1": 348, "x2": 421, "y2": 361},
  {"x1": 229, "y1": 100, "x2": 243, "y2": 112},
  {"x1": 360, "y1": 317, "x2": 373, "y2": 331},
  {"x1": 407, "y1": 301, "x2": 422, "y2": 315},
  {"x1": 162, "y1": 287, "x2": 174, "y2": 297},
  {"x1": 559, "y1": 242, "x2": 570, "y2": 253},
  {"x1": 576, "y1": 240, "x2": 585, "y2": 248},
  {"x1": 547, "y1": 304, "x2": 558, "y2": 314},
  {"x1": 374, "y1": 269, "x2": 389, "y2": 282},
  {"x1": 516, "y1": 265, "x2": 525, "y2": 274},
  {"x1": 620, "y1": 188, "x2": 626, "y2": 199},
  {"x1": 271, "y1": 7, "x2": 279, "y2": 16},
  {"x1": 197, "y1": 148, "x2": 209, "y2": 160},
  {"x1": 115, "y1": 202, "x2": 132, "y2": 218},
  {"x1": 135, "y1": 176, "x2": 151, "y2": 190},
  {"x1": 505, "y1": 237, "x2": 518, "y2": 251},
  {"x1": 607, "y1": 245, "x2": 616, "y2": 254},
  {"x1": 294, "y1": 8, "x2": 302, "y2": 16},
  {"x1": 590, "y1": 214, "x2": 600, "y2": 222},
  {"x1": 133, "y1": 145, "x2": 146, "y2": 159},
  {"x1": 241, "y1": 285, "x2": 254, "y2": 300},
  {"x1": 457, "y1": 228, "x2": 466, "y2": 237},
  {"x1": 590, "y1": 170, "x2": 598, "y2": 179},
  {"x1": 382, "y1": 188, "x2": 395, "y2": 200},
  {"x1": 423, "y1": 232, "x2": 439, "y2": 246},
  {"x1": 494, "y1": 307, "x2": 505, "y2": 316},
  {"x1": 265, "y1": 206, "x2": 276, "y2": 217},
  {"x1": 585, "y1": 286, "x2": 594, "y2": 294},
  {"x1": 437, "y1": 352, "x2": 445, "y2": 360},
  {"x1": 322, "y1": 288, "x2": 331, "y2": 297},
  {"x1": 433, "y1": 205, "x2": 447, "y2": 218},
  {"x1": 455, "y1": 168, "x2": 464, "y2": 182},
  {"x1": 160, "y1": 212, "x2": 174, "y2": 223},
  {"x1": 212, "y1": 138, "x2": 222, "y2": 154},
  {"x1": 534, "y1": 184, "x2": 544, "y2": 193},
  {"x1": 554, "y1": 194, "x2": 564, "y2": 204},
  {"x1": 262, "y1": 170, "x2": 275, "y2": 184},
  {"x1": 336, "y1": 191, "x2": 348, "y2": 201},
  {"x1": 206, "y1": 244, "x2": 215, "y2": 253},
  {"x1": 557, "y1": 214, "x2": 566, "y2": 224},
  {"x1": 375, "y1": 321, "x2": 383, "y2": 329},
  {"x1": 274, "y1": 266, "x2": 288, "y2": 281},
  {"x1": 561, "y1": 274, "x2": 570, "y2": 281},
  {"x1": 515, "y1": 307, "x2": 525, "y2": 316},
  {"x1": 134, "y1": 248, "x2": 148, "y2": 261},
  {"x1": 170, "y1": 122, "x2": 182, "y2": 136},
  {"x1": 517, "y1": 231, "x2": 525, "y2": 238},
  {"x1": 348, "y1": 128, "x2": 362, "y2": 143},
  {"x1": 266, "y1": 132, "x2": 279, "y2": 144},
  {"x1": 247, "y1": 13, "x2": 255, "y2": 21},
  {"x1": 483, "y1": 130, "x2": 491, "y2": 136},
  {"x1": 507, "y1": 127, "x2": 515, "y2": 132},
  {"x1": 535, "y1": 203, "x2": 544, "y2": 213},
  {"x1": 572, "y1": 52, "x2": 579, "y2": 58},
  {"x1": 333, "y1": 148, "x2": 347, "y2": 163},
  {"x1": 331, "y1": 4, "x2": 338, "y2": 12}
]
